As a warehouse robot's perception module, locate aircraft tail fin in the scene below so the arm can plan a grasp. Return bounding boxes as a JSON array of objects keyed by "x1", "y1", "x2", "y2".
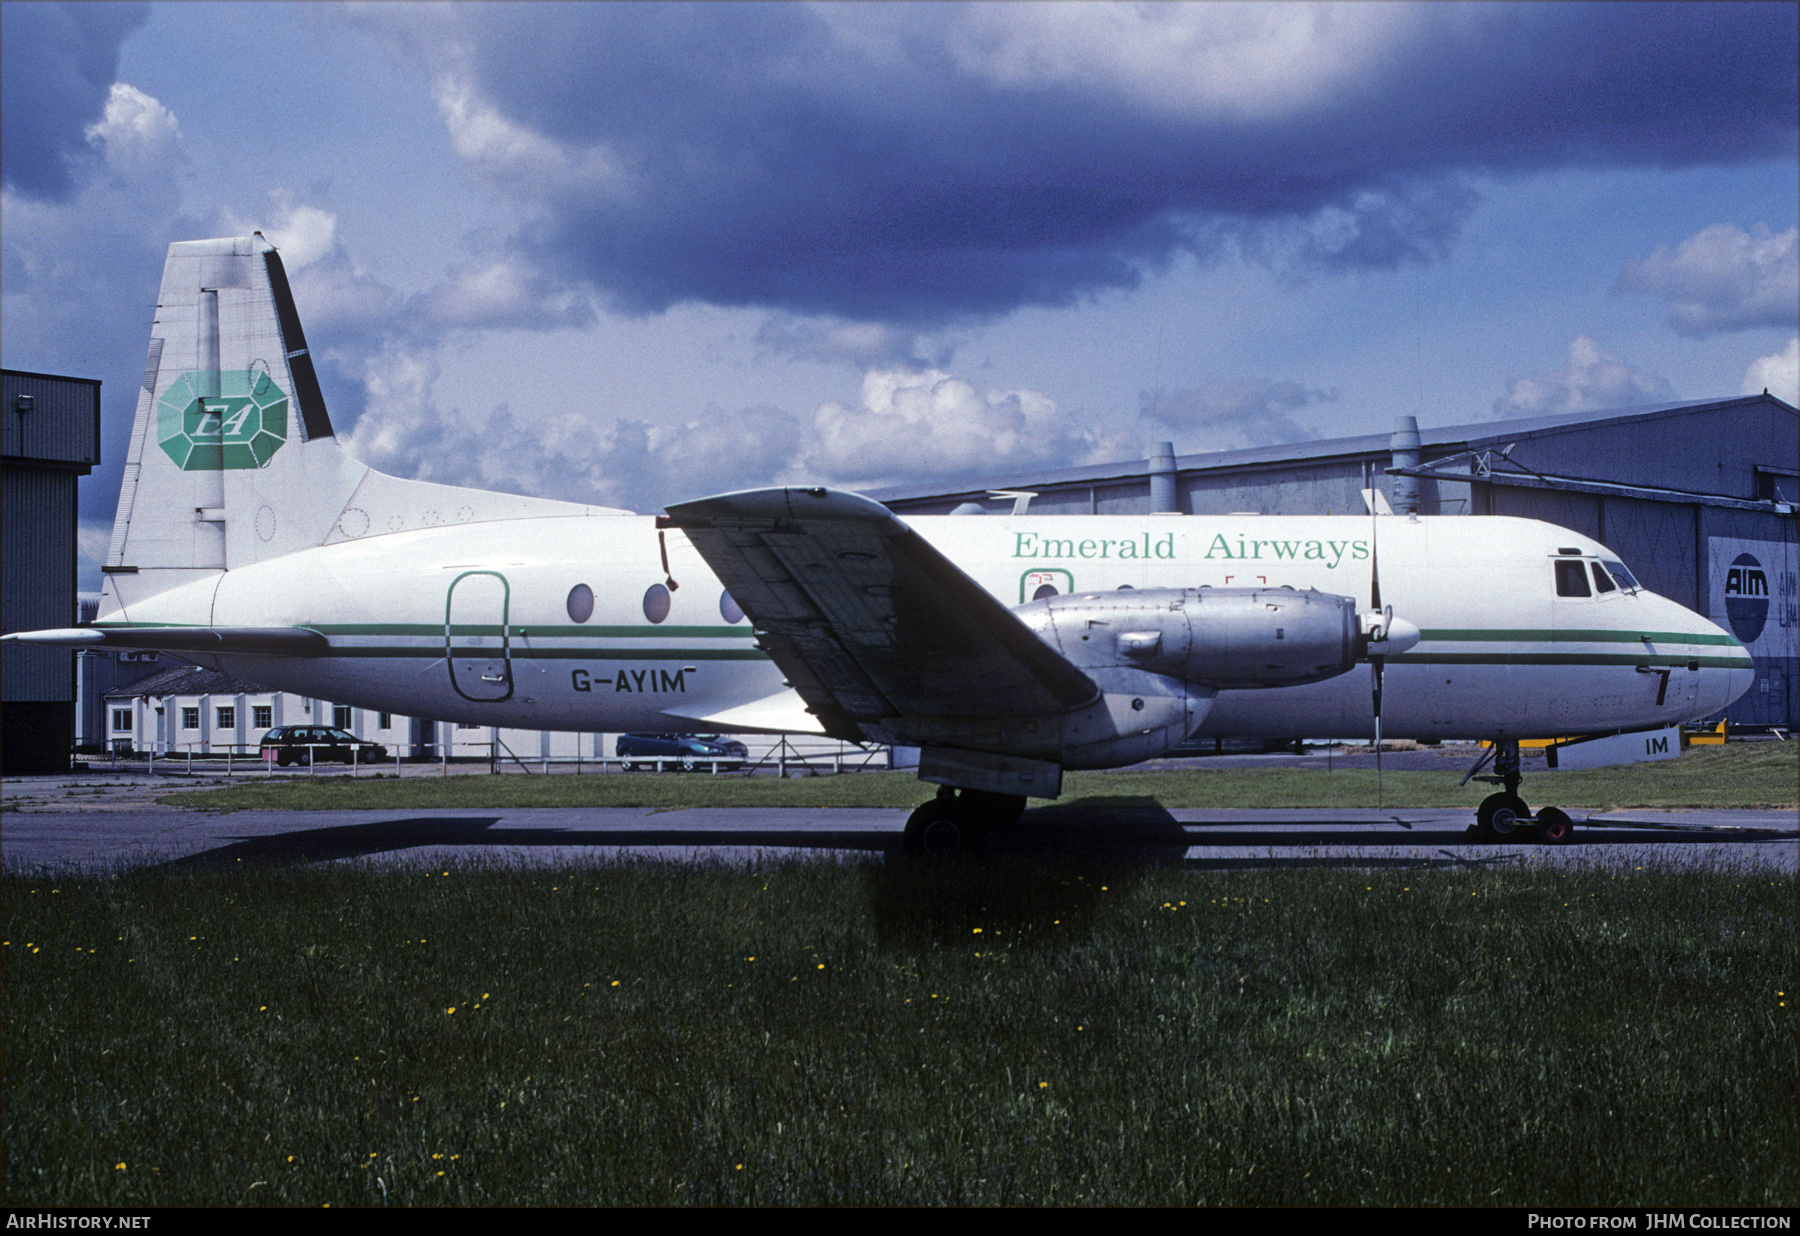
[{"x1": 103, "y1": 235, "x2": 625, "y2": 618}]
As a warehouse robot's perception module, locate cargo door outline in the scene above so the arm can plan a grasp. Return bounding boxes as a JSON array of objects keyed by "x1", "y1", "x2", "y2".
[{"x1": 446, "y1": 571, "x2": 513, "y2": 701}]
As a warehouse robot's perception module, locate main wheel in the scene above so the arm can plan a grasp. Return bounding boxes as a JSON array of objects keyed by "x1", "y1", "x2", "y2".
[
  {"x1": 1533, "y1": 806, "x2": 1575, "y2": 844},
  {"x1": 957, "y1": 789, "x2": 1027, "y2": 827},
  {"x1": 1474, "y1": 792, "x2": 1530, "y2": 842},
  {"x1": 903, "y1": 800, "x2": 984, "y2": 858}
]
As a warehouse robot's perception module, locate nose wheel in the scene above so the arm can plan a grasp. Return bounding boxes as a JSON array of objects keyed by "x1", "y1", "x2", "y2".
[{"x1": 1466, "y1": 740, "x2": 1576, "y2": 844}]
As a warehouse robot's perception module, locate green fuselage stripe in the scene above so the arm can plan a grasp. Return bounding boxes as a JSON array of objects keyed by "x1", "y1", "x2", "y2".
[
  {"x1": 1395, "y1": 653, "x2": 1751, "y2": 669},
  {"x1": 1417, "y1": 628, "x2": 1739, "y2": 646}
]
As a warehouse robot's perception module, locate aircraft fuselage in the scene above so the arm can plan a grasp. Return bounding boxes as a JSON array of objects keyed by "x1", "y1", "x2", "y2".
[{"x1": 103, "y1": 510, "x2": 1750, "y2": 748}]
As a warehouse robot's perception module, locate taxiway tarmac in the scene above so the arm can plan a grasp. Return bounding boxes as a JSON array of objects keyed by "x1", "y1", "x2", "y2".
[{"x1": 2, "y1": 804, "x2": 1793, "y2": 873}]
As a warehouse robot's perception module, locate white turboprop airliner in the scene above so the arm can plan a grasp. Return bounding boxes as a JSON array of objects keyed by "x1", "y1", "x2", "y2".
[{"x1": 7, "y1": 236, "x2": 1755, "y2": 852}]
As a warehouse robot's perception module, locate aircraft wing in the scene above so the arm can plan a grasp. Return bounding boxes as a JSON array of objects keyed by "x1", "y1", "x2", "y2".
[
  {"x1": 662, "y1": 487, "x2": 1098, "y2": 742},
  {"x1": 1, "y1": 626, "x2": 329, "y2": 656}
]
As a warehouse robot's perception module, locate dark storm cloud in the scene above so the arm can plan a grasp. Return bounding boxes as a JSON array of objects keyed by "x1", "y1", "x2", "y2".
[
  {"x1": 1, "y1": 2, "x2": 149, "y2": 201},
  {"x1": 385, "y1": 1, "x2": 1798, "y2": 326}
]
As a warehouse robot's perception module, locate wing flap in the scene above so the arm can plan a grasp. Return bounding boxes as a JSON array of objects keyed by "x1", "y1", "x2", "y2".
[{"x1": 664, "y1": 487, "x2": 1097, "y2": 742}]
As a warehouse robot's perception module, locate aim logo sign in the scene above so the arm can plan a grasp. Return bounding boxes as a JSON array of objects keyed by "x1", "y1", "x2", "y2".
[
  {"x1": 1723, "y1": 552, "x2": 1770, "y2": 643},
  {"x1": 157, "y1": 370, "x2": 288, "y2": 470}
]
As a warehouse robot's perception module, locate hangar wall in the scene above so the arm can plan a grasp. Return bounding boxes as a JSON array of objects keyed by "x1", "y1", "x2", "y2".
[{"x1": 2, "y1": 369, "x2": 101, "y2": 773}]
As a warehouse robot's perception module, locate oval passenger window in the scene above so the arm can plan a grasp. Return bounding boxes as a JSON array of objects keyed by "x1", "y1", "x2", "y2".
[
  {"x1": 720, "y1": 591, "x2": 744, "y2": 623},
  {"x1": 643, "y1": 583, "x2": 671, "y2": 624},
  {"x1": 566, "y1": 583, "x2": 594, "y2": 623}
]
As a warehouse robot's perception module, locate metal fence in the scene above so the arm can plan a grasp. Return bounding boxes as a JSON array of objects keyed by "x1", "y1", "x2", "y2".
[{"x1": 83, "y1": 736, "x2": 898, "y2": 778}]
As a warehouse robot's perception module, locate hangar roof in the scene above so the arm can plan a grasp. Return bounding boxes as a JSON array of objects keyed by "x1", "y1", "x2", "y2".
[
  {"x1": 861, "y1": 393, "x2": 1796, "y2": 504},
  {"x1": 102, "y1": 664, "x2": 268, "y2": 700}
]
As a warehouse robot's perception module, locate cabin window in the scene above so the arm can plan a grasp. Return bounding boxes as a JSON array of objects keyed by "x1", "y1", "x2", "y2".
[
  {"x1": 1554, "y1": 560, "x2": 1591, "y2": 597},
  {"x1": 1032, "y1": 583, "x2": 1059, "y2": 600},
  {"x1": 1590, "y1": 562, "x2": 1617, "y2": 593},
  {"x1": 253, "y1": 705, "x2": 273, "y2": 729},
  {"x1": 216, "y1": 706, "x2": 236, "y2": 729},
  {"x1": 643, "y1": 583, "x2": 671, "y2": 624},
  {"x1": 567, "y1": 583, "x2": 594, "y2": 623},
  {"x1": 720, "y1": 591, "x2": 744, "y2": 624}
]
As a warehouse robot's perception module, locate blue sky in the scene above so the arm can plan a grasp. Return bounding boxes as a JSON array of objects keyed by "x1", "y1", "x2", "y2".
[{"x1": 3, "y1": 2, "x2": 1795, "y2": 587}]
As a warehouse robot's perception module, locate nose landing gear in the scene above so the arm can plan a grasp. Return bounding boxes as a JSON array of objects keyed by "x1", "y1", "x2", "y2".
[{"x1": 1466, "y1": 739, "x2": 1575, "y2": 844}]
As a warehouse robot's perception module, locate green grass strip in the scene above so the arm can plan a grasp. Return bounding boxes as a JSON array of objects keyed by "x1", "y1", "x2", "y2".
[
  {"x1": 4, "y1": 860, "x2": 1792, "y2": 1206},
  {"x1": 153, "y1": 743, "x2": 1797, "y2": 813}
]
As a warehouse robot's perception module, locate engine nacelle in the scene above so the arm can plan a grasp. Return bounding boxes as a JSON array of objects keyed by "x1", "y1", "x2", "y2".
[{"x1": 1014, "y1": 586, "x2": 1361, "y2": 690}]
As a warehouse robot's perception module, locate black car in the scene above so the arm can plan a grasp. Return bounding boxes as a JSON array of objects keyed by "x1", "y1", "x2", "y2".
[
  {"x1": 259, "y1": 725, "x2": 389, "y2": 766},
  {"x1": 615, "y1": 733, "x2": 748, "y2": 771}
]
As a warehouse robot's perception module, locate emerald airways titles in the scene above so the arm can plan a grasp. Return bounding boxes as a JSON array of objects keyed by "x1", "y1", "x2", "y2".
[{"x1": 1012, "y1": 531, "x2": 1370, "y2": 569}]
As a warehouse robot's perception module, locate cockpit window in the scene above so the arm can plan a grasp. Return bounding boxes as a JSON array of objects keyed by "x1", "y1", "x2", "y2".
[
  {"x1": 1591, "y1": 562, "x2": 1617, "y2": 593},
  {"x1": 1554, "y1": 560, "x2": 1591, "y2": 597},
  {"x1": 1602, "y1": 560, "x2": 1640, "y2": 592}
]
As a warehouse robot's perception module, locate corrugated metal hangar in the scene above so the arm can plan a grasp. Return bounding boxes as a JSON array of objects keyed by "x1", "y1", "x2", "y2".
[
  {"x1": 2, "y1": 369, "x2": 101, "y2": 773},
  {"x1": 869, "y1": 394, "x2": 1799, "y2": 731}
]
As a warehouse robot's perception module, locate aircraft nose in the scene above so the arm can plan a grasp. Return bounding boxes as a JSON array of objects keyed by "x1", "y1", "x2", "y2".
[{"x1": 1370, "y1": 616, "x2": 1421, "y2": 656}]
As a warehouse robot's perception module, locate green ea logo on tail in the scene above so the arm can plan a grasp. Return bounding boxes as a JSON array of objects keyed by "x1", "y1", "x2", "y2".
[{"x1": 156, "y1": 370, "x2": 288, "y2": 470}]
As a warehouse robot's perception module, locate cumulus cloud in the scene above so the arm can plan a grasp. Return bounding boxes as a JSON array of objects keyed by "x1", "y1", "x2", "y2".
[
  {"x1": 1143, "y1": 380, "x2": 1338, "y2": 450},
  {"x1": 338, "y1": 358, "x2": 1128, "y2": 512},
  {"x1": 1616, "y1": 223, "x2": 1800, "y2": 337},
  {"x1": 1493, "y1": 335, "x2": 1674, "y2": 418},
  {"x1": 0, "y1": 1, "x2": 148, "y2": 201},
  {"x1": 943, "y1": 2, "x2": 1423, "y2": 124},
  {"x1": 753, "y1": 315, "x2": 948, "y2": 371},
  {"x1": 2, "y1": 81, "x2": 191, "y2": 388},
  {"x1": 806, "y1": 369, "x2": 1131, "y2": 487},
  {"x1": 339, "y1": 340, "x2": 807, "y2": 515},
  {"x1": 348, "y1": 2, "x2": 1797, "y2": 328},
  {"x1": 1743, "y1": 337, "x2": 1799, "y2": 406}
]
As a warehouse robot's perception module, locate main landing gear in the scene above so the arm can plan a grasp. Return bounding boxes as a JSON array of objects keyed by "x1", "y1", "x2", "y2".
[
  {"x1": 902, "y1": 786, "x2": 1027, "y2": 857},
  {"x1": 1466, "y1": 738, "x2": 1575, "y2": 844}
]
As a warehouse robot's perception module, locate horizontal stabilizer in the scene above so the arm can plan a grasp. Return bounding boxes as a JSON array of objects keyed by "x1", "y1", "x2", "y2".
[{"x1": 2, "y1": 626, "x2": 328, "y2": 656}]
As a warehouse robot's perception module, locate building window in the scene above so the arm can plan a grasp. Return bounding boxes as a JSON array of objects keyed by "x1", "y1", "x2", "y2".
[
  {"x1": 457, "y1": 721, "x2": 480, "y2": 730},
  {"x1": 216, "y1": 706, "x2": 235, "y2": 729},
  {"x1": 112, "y1": 709, "x2": 132, "y2": 732},
  {"x1": 253, "y1": 705, "x2": 273, "y2": 729},
  {"x1": 181, "y1": 707, "x2": 200, "y2": 730},
  {"x1": 378, "y1": 712, "x2": 392, "y2": 730},
  {"x1": 333, "y1": 705, "x2": 352, "y2": 729}
]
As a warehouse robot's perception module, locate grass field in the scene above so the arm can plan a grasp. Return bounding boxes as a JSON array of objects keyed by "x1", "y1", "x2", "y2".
[
  {"x1": 151, "y1": 741, "x2": 1799, "y2": 812},
  {"x1": 4, "y1": 857, "x2": 1794, "y2": 1206}
]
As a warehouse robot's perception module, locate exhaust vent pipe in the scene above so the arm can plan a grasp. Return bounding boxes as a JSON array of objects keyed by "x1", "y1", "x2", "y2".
[
  {"x1": 1149, "y1": 441, "x2": 1179, "y2": 514},
  {"x1": 1389, "y1": 416, "x2": 1421, "y2": 515}
]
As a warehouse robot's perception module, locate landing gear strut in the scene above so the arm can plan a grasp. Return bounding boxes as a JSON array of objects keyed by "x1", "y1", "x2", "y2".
[
  {"x1": 902, "y1": 786, "x2": 1027, "y2": 857},
  {"x1": 1465, "y1": 738, "x2": 1574, "y2": 844}
]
